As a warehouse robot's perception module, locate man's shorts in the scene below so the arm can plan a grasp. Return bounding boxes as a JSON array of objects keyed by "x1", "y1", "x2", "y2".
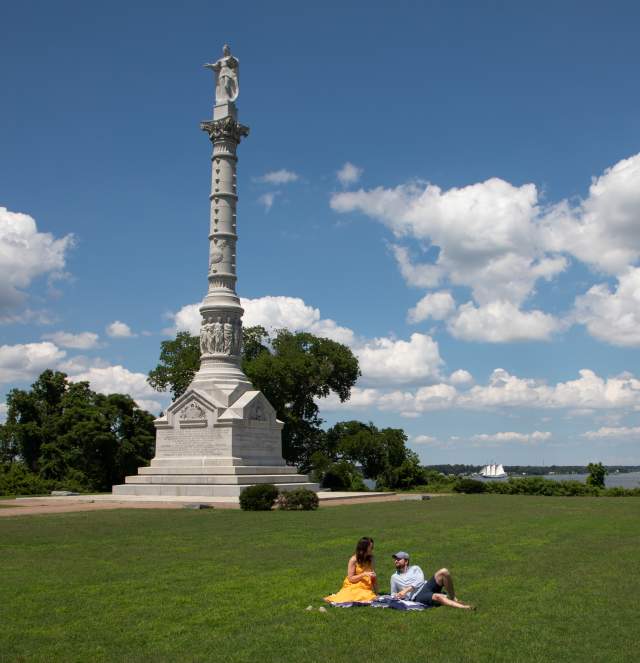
[{"x1": 412, "y1": 575, "x2": 443, "y2": 606}]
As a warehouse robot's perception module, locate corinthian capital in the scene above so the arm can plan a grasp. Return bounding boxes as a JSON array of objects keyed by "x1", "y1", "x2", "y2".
[{"x1": 200, "y1": 116, "x2": 250, "y2": 143}]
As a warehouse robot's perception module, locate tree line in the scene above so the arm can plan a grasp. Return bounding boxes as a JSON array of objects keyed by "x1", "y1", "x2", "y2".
[{"x1": 1, "y1": 370, "x2": 156, "y2": 495}]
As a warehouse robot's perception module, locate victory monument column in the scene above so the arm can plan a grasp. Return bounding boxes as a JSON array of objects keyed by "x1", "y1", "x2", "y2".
[{"x1": 113, "y1": 46, "x2": 318, "y2": 500}]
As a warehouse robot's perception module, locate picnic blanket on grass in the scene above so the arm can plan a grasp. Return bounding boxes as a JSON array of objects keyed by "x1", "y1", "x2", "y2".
[{"x1": 327, "y1": 595, "x2": 430, "y2": 611}]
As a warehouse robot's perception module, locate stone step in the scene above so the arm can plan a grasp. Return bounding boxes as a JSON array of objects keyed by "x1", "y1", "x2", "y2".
[
  {"x1": 138, "y1": 465, "x2": 298, "y2": 476},
  {"x1": 112, "y1": 482, "x2": 320, "y2": 498},
  {"x1": 149, "y1": 457, "x2": 288, "y2": 468},
  {"x1": 125, "y1": 474, "x2": 310, "y2": 485}
]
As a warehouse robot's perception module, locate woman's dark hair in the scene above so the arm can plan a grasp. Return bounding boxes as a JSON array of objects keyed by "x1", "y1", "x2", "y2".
[{"x1": 355, "y1": 537, "x2": 374, "y2": 565}]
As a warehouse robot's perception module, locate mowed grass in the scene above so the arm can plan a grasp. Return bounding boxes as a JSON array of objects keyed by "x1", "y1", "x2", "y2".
[{"x1": 1, "y1": 496, "x2": 639, "y2": 663}]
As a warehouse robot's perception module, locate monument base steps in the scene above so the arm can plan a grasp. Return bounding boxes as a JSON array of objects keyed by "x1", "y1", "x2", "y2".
[
  {"x1": 125, "y1": 473, "x2": 310, "y2": 485},
  {"x1": 138, "y1": 465, "x2": 298, "y2": 476},
  {"x1": 112, "y1": 481, "x2": 319, "y2": 498}
]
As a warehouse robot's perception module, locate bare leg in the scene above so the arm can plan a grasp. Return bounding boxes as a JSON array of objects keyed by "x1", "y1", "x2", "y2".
[
  {"x1": 435, "y1": 568, "x2": 456, "y2": 600},
  {"x1": 432, "y1": 593, "x2": 475, "y2": 610}
]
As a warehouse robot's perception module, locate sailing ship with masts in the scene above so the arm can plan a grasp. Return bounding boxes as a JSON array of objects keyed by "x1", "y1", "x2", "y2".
[{"x1": 477, "y1": 463, "x2": 507, "y2": 478}]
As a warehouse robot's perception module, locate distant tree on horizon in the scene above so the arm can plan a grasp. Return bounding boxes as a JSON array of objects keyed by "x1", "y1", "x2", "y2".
[{"x1": 586, "y1": 462, "x2": 607, "y2": 489}]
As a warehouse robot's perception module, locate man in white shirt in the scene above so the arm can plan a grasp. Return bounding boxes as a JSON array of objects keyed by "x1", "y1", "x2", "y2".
[{"x1": 390, "y1": 551, "x2": 474, "y2": 609}]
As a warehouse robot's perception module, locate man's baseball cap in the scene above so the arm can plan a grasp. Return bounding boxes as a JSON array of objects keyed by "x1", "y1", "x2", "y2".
[{"x1": 392, "y1": 551, "x2": 410, "y2": 560}]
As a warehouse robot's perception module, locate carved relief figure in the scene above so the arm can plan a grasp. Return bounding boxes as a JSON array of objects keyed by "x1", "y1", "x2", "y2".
[
  {"x1": 205, "y1": 44, "x2": 239, "y2": 104},
  {"x1": 200, "y1": 324, "x2": 210, "y2": 354},
  {"x1": 250, "y1": 401, "x2": 266, "y2": 421},
  {"x1": 233, "y1": 319, "x2": 243, "y2": 355},
  {"x1": 212, "y1": 317, "x2": 224, "y2": 353},
  {"x1": 180, "y1": 401, "x2": 206, "y2": 420},
  {"x1": 223, "y1": 318, "x2": 234, "y2": 354},
  {"x1": 210, "y1": 239, "x2": 227, "y2": 269}
]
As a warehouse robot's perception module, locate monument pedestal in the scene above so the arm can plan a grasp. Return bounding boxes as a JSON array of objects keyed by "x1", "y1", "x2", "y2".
[{"x1": 113, "y1": 387, "x2": 318, "y2": 499}]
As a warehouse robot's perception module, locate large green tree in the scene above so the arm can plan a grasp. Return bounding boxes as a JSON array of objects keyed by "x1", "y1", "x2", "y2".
[
  {"x1": 2, "y1": 370, "x2": 156, "y2": 491},
  {"x1": 319, "y1": 419, "x2": 427, "y2": 489},
  {"x1": 147, "y1": 327, "x2": 360, "y2": 466},
  {"x1": 147, "y1": 332, "x2": 201, "y2": 400}
]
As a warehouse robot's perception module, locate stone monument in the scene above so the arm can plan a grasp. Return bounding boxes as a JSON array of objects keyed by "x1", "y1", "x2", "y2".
[{"x1": 113, "y1": 46, "x2": 318, "y2": 500}]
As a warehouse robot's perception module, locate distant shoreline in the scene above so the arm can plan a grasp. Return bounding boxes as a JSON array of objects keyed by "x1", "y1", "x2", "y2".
[{"x1": 426, "y1": 464, "x2": 640, "y2": 476}]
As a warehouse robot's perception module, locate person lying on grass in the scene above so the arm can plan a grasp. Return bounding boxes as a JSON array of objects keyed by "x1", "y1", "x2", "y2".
[
  {"x1": 324, "y1": 536, "x2": 378, "y2": 604},
  {"x1": 390, "y1": 551, "x2": 474, "y2": 609}
]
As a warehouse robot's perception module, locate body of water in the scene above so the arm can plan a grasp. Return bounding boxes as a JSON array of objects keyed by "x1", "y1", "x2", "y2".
[
  {"x1": 541, "y1": 471, "x2": 640, "y2": 489},
  {"x1": 364, "y1": 471, "x2": 640, "y2": 490},
  {"x1": 481, "y1": 471, "x2": 640, "y2": 489}
]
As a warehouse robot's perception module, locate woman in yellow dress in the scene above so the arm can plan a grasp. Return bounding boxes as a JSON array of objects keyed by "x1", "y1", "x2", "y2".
[{"x1": 324, "y1": 537, "x2": 378, "y2": 604}]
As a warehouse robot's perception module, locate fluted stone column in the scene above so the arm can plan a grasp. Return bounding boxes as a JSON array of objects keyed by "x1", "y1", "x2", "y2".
[{"x1": 189, "y1": 103, "x2": 252, "y2": 398}]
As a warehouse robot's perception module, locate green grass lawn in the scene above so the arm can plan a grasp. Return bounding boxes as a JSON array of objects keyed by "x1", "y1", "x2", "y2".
[{"x1": 1, "y1": 496, "x2": 639, "y2": 663}]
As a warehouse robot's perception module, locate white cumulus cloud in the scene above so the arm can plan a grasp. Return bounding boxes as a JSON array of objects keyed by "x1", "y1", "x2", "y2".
[
  {"x1": 321, "y1": 368, "x2": 640, "y2": 418},
  {"x1": 471, "y1": 431, "x2": 551, "y2": 444},
  {"x1": 448, "y1": 301, "x2": 560, "y2": 342},
  {"x1": 42, "y1": 331, "x2": 100, "y2": 349},
  {"x1": 581, "y1": 426, "x2": 640, "y2": 439},
  {"x1": 258, "y1": 192, "x2": 278, "y2": 211},
  {"x1": 0, "y1": 342, "x2": 66, "y2": 385},
  {"x1": 356, "y1": 333, "x2": 443, "y2": 384},
  {"x1": 412, "y1": 434, "x2": 438, "y2": 445},
  {"x1": 331, "y1": 154, "x2": 640, "y2": 346},
  {"x1": 242, "y1": 296, "x2": 356, "y2": 346},
  {"x1": 449, "y1": 369, "x2": 473, "y2": 385},
  {"x1": 0, "y1": 207, "x2": 74, "y2": 314},
  {"x1": 337, "y1": 162, "x2": 363, "y2": 186},
  {"x1": 254, "y1": 169, "x2": 299, "y2": 185},
  {"x1": 169, "y1": 296, "x2": 355, "y2": 346},
  {"x1": 573, "y1": 267, "x2": 640, "y2": 347},
  {"x1": 67, "y1": 365, "x2": 163, "y2": 414},
  {"x1": 390, "y1": 245, "x2": 443, "y2": 288},
  {"x1": 330, "y1": 177, "x2": 568, "y2": 300},
  {"x1": 408, "y1": 291, "x2": 455, "y2": 323},
  {"x1": 542, "y1": 153, "x2": 640, "y2": 275},
  {"x1": 106, "y1": 321, "x2": 136, "y2": 338}
]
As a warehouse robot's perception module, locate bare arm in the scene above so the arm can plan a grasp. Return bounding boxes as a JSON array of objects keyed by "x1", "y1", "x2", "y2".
[
  {"x1": 347, "y1": 556, "x2": 375, "y2": 583},
  {"x1": 371, "y1": 555, "x2": 378, "y2": 592}
]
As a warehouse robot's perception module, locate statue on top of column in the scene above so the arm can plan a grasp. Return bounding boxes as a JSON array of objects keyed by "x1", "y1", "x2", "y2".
[{"x1": 205, "y1": 44, "x2": 239, "y2": 104}]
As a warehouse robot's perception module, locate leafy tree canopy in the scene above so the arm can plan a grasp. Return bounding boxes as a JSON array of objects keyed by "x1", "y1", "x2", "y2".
[
  {"x1": 318, "y1": 419, "x2": 428, "y2": 489},
  {"x1": 147, "y1": 331, "x2": 201, "y2": 400},
  {"x1": 1, "y1": 370, "x2": 156, "y2": 492}
]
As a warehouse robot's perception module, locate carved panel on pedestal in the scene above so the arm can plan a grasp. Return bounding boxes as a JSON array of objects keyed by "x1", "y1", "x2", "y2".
[
  {"x1": 249, "y1": 401, "x2": 267, "y2": 421},
  {"x1": 178, "y1": 400, "x2": 208, "y2": 428}
]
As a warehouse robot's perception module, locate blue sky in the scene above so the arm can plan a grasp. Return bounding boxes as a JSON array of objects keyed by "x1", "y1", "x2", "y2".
[{"x1": 2, "y1": 0, "x2": 640, "y2": 465}]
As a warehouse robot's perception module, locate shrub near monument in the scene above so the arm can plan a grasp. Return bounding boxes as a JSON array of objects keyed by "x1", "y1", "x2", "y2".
[{"x1": 238, "y1": 483, "x2": 279, "y2": 510}]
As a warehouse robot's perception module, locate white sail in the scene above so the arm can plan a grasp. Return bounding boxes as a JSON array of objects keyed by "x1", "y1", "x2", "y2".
[{"x1": 479, "y1": 463, "x2": 506, "y2": 478}]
